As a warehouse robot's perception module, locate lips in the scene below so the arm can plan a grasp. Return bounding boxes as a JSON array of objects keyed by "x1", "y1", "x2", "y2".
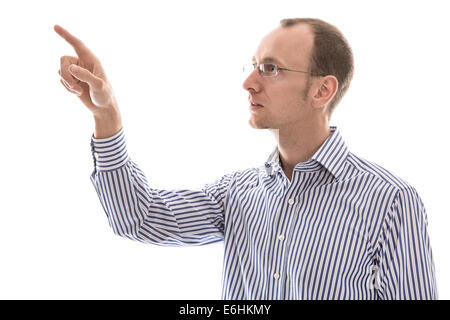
[{"x1": 249, "y1": 97, "x2": 264, "y2": 107}]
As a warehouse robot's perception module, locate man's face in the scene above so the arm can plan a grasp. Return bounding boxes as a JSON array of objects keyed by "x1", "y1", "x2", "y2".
[{"x1": 243, "y1": 24, "x2": 316, "y2": 130}]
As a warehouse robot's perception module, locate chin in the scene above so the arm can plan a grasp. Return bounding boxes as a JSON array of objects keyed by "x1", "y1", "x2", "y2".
[{"x1": 248, "y1": 118, "x2": 270, "y2": 129}]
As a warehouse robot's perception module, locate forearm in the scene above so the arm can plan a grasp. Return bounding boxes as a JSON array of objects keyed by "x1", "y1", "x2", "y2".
[{"x1": 89, "y1": 129, "x2": 229, "y2": 246}]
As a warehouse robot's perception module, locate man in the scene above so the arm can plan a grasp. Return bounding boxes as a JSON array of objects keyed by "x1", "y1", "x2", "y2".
[{"x1": 55, "y1": 18, "x2": 437, "y2": 299}]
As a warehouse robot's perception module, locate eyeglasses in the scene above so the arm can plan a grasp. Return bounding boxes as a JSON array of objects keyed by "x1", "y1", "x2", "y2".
[{"x1": 243, "y1": 62, "x2": 324, "y2": 77}]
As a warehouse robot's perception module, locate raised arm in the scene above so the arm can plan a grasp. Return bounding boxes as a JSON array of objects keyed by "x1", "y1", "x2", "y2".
[
  {"x1": 89, "y1": 128, "x2": 234, "y2": 245},
  {"x1": 55, "y1": 25, "x2": 234, "y2": 246}
]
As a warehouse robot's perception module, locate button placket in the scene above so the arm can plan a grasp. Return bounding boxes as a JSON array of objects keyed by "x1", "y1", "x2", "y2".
[
  {"x1": 274, "y1": 190, "x2": 299, "y2": 298},
  {"x1": 271, "y1": 195, "x2": 296, "y2": 296},
  {"x1": 269, "y1": 201, "x2": 287, "y2": 296},
  {"x1": 90, "y1": 136, "x2": 97, "y2": 173}
]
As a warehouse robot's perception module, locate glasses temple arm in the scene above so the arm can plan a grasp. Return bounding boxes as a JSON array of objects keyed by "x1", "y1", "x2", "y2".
[{"x1": 279, "y1": 67, "x2": 323, "y2": 76}]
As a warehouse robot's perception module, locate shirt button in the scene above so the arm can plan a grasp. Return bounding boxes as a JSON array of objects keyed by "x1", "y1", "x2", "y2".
[
  {"x1": 273, "y1": 272, "x2": 280, "y2": 280},
  {"x1": 288, "y1": 198, "x2": 295, "y2": 205},
  {"x1": 94, "y1": 152, "x2": 99, "y2": 159},
  {"x1": 278, "y1": 235, "x2": 285, "y2": 241}
]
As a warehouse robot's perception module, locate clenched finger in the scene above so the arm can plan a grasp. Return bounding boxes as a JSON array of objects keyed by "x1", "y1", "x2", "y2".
[
  {"x1": 60, "y1": 78, "x2": 82, "y2": 96},
  {"x1": 59, "y1": 55, "x2": 82, "y2": 91}
]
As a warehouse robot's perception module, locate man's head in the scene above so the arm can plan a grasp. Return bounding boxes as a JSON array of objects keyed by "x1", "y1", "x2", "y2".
[{"x1": 243, "y1": 18, "x2": 354, "y2": 130}]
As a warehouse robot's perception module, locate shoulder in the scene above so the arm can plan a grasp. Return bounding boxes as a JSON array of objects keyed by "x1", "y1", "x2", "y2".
[{"x1": 346, "y1": 151, "x2": 418, "y2": 194}]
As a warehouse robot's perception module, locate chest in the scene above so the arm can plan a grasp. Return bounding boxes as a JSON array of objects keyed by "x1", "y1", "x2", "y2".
[{"x1": 223, "y1": 179, "x2": 376, "y2": 298}]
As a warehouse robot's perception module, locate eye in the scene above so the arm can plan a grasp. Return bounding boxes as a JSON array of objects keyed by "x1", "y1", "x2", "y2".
[{"x1": 262, "y1": 63, "x2": 277, "y2": 74}]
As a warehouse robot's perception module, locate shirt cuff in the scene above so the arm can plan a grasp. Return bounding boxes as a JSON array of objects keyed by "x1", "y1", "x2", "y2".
[{"x1": 90, "y1": 128, "x2": 130, "y2": 172}]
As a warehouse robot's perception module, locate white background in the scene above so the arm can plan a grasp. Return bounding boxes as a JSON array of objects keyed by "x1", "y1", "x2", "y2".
[{"x1": 0, "y1": 0, "x2": 448, "y2": 299}]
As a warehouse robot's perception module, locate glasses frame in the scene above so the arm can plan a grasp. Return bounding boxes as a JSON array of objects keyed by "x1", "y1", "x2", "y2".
[{"x1": 245, "y1": 62, "x2": 325, "y2": 77}]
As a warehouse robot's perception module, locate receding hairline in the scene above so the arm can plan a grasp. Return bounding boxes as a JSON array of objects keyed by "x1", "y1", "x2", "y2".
[{"x1": 252, "y1": 24, "x2": 315, "y2": 67}]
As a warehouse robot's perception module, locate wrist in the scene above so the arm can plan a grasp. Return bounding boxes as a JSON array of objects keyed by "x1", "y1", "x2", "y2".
[{"x1": 93, "y1": 108, "x2": 123, "y2": 139}]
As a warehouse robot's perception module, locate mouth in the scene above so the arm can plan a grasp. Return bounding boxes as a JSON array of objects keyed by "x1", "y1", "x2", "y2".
[
  {"x1": 249, "y1": 102, "x2": 263, "y2": 113},
  {"x1": 249, "y1": 97, "x2": 264, "y2": 108}
]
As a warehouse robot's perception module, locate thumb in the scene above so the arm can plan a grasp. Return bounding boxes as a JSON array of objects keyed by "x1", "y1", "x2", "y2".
[{"x1": 69, "y1": 64, "x2": 103, "y2": 90}]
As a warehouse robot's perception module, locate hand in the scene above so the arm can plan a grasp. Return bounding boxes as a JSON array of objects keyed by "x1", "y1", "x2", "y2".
[{"x1": 54, "y1": 24, "x2": 119, "y2": 116}]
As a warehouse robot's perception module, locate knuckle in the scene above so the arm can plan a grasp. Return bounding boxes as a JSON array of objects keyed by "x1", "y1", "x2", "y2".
[
  {"x1": 60, "y1": 55, "x2": 70, "y2": 63},
  {"x1": 60, "y1": 55, "x2": 77, "y2": 66},
  {"x1": 97, "y1": 79, "x2": 106, "y2": 91}
]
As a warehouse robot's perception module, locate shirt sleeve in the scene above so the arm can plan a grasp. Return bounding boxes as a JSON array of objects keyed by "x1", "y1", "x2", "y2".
[
  {"x1": 89, "y1": 128, "x2": 234, "y2": 246},
  {"x1": 376, "y1": 186, "x2": 438, "y2": 299}
]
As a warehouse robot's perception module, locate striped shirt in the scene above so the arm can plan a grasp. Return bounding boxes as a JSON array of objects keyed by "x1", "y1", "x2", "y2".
[{"x1": 89, "y1": 126, "x2": 437, "y2": 299}]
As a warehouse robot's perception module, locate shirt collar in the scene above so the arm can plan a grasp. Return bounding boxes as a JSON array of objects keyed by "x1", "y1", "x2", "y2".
[{"x1": 264, "y1": 126, "x2": 349, "y2": 180}]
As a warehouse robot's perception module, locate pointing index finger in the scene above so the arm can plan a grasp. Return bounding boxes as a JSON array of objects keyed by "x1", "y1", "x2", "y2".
[{"x1": 54, "y1": 24, "x2": 93, "y2": 58}]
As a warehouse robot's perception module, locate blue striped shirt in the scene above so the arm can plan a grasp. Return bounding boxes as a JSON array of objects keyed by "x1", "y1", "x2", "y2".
[{"x1": 89, "y1": 126, "x2": 437, "y2": 299}]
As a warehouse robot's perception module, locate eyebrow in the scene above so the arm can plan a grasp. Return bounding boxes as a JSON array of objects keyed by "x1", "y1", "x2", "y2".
[{"x1": 252, "y1": 56, "x2": 284, "y2": 65}]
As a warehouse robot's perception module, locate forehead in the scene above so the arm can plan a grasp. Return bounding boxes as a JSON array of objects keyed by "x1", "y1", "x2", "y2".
[{"x1": 253, "y1": 24, "x2": 313, "y2": 67}]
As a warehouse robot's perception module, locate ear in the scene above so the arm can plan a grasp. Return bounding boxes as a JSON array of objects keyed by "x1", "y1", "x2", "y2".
[{"x1": 311, "y1": 75, "x2": 338, "y2": 109}]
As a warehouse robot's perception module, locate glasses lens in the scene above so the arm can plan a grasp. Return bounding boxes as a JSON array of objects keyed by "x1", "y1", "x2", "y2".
[
  {"x1": 242, "y1": 63, "x2": 277, "y2": 76},
  {"x1": 243, "y1": 63, "x2": 255, "y2": 74},
  {"x1": 261, "y1": 63, "x2": 277, "y2": 76}
]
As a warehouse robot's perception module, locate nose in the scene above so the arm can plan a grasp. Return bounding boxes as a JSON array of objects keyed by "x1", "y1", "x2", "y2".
[{"x1": 242, "y1": 67, "x2": 262, "y2": 93}]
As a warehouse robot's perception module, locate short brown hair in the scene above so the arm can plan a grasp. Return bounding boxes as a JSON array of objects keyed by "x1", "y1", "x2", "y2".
[{"x1": 280, "y1": 18, "x2": 354, "y2": 118}]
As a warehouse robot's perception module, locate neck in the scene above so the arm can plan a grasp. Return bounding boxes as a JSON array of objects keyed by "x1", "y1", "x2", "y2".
[{"x1": 271, "y1": 118, "x2": 330, "y2": 181}]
